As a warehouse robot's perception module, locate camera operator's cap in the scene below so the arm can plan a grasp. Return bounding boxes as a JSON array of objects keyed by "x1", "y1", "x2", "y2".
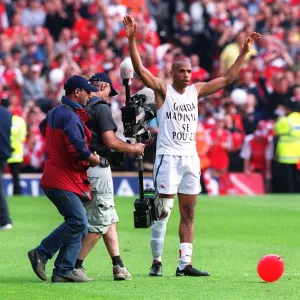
[
  {"x1": 64, "y1": 75, "x2": 99, "y2": 93},
  {"x1": 89, "y1": 72, "x2": 118, "y2": 96}
]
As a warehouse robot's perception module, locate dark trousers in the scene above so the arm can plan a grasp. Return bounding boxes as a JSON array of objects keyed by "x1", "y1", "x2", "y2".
[
  {"x1": 8, "y1": 162, "x2": 22, "y2": 195},
  {"x1": 272, "y1": 162, "x2": 300, "y2": 193},
  {"x1": 37, "y1": 189, "x2": 88, "y2": 275},
  {"x1": 0, "y1": 160, "x2": 12, "y2": 226}
]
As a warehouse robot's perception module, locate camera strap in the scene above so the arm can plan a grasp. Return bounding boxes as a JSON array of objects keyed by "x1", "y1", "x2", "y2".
[{"x1": 85, "y1": 97, "x2": 109, "y2": 122}]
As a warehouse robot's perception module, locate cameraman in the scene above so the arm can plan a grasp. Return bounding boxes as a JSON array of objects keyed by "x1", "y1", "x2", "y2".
[{"x1": 75, "y1": 72, "x2": 145, "y2": 281}]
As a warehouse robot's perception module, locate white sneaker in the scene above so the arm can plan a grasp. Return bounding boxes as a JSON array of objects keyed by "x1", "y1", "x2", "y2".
[
  {"x1": 113, "y1": 265, "x2": 132, "y2": 280},
  {"x1": 0, "y1": 224, "x2": 12, "y2": 231},
  {"x1": 73, "y1": 267, "x2": 95, "y2": 281}
]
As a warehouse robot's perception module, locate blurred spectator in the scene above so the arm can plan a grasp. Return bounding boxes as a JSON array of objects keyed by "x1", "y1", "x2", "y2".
[
  {"x1": 219, "y1": 32, "x2": 257, "y2": 75},
  {"x1": 238, "y1": 70, "x2": 264, "y2": 110},
  {"x1": 21, "y1": 42, "x2": 45, "y2": 65},
  {"x1": 224, "y1": 113, "x2": 243, "y2": 172},
  {"x1": 293, "y1": 85, "x2": 300, "y2": 101},
  {"x1": 7, "y1": 111, "x2": 27, "y2": 195},
  {"x1": 284, "y1": 31, "x2": 298, "y2": 62},
  {"x1": 23, "y1": 101, "x2": 46, "y2": 127},
  {"x1": 291, "y1": 50, "x2": 300, "y2": 72},
  {"x1": 0, "y1": 33, "x2": 12, "y2": 59},
  {"x1": 174, "y1": 12, "x2": 194, "y2": 56},
  {"x1": 44, "y1": 1, "x2": 72, "y2": 41},
  {"x1": 0, "y1": 0, "x2": 9, "y2": 32},
  {"x1": 273, "y1": 99, "x2": 300, "y2": 193},
  {"x1": 146, "y1": 0, "x2": 168, "y2": 41},
  {"x1": 0, "y1": 82, "x2": 10, "y2": 107},
  {"x1": 189, "y1": 0, "x2": 206, "y2": 35},
  {"x1": 241, "y1": 93, "x2": 261, "y2": 135},
  {"x1": 73, "y1": 11, "x2": 99, "y2": 47},
  {"x1": 0, "y1": 54, "x2": 23, "y2": 103},
  {"x1": 22, "y1": 124, "x2": 45, "y2": 173},
  {"x1": 54, "y1": 28, "x2": 78, "y2": 54},
  {"x1": 23, "y1": 64, "x2": 45, "y2": 105},
  {"x1": 206, "y1": 114, "x2": 232, "y2": 179},
  {"x1": 190, "y1": 54, "x2": 209, "y2": 83},
  {"x1": 223, "y1": 98, "x2": 245, "y2": 134},
  {"x1": 21, "y1": 0, "x2": 46, "y2": 28},
  {"x1": 240, "y1": 120, "x2": 273, "y2": 183},
  {"x1": 196, "y1": 114, "x2": 210, "y2": 194},
  {"x1": 260, "y1": 74, "x2": 292, "y2": 117},
  {"x1": 108, "y1": 0, "x2": 127, "y2": 18},
  {"x1": 11, "y1": 46, "x2": 23, "y2": 68},
  {"x1": 5, "y1": 12, "x2": 26, "y2": 41}
]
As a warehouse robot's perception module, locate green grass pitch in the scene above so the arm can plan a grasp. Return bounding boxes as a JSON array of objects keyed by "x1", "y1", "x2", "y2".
[{"x1": 1, "y1": 195, "x2": 300, "y2": 300}]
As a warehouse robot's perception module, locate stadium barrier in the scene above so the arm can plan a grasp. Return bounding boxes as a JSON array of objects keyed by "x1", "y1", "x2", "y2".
[
  {"x1": 2, "y1": 172, "x2": 154, "y2": 197},
  {"x1": 3, "y1": 172, "x2": 265, "y2": 197}
]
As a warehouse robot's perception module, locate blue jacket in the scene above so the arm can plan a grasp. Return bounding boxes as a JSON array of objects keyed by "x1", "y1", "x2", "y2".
[
  {"x1": 0, "y1": 106, "x2": 12, "y2": 161},
  {"x1": 39, "y1": 96, "x2": 92, "y2": 199}
]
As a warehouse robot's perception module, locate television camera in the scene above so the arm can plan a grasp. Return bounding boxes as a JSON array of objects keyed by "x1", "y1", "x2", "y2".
[{"x1": 120, "y1": 59, "x2": 159, "y2": 228}]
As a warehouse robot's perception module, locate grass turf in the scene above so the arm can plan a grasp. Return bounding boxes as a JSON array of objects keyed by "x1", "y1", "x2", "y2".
[{"x1": 0, "y1": 195, "x2": 300, "y2": 300}]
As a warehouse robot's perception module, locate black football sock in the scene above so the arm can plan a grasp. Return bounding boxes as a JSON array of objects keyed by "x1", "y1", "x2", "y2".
[
  {"x1": 112, "y1": 256, "x2": 124, "y2": 268},
  {"x1": 75, "y1": 259, "x2": 84, "y2": 269}
]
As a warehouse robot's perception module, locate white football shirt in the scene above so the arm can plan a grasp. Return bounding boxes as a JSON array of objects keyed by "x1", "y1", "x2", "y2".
[{"x1": 156, "y1": 84, "x2": 198, "y2": 155}]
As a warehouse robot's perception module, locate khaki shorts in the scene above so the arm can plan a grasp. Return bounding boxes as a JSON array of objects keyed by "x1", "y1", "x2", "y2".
[{"x1": 85, "y1": 165, "x2": 119, "y2": 234}]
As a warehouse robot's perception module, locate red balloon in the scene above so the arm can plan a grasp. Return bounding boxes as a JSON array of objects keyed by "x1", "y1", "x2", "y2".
[{"x1": 257, "y1": 254, "x2": 284, "y2": 282}]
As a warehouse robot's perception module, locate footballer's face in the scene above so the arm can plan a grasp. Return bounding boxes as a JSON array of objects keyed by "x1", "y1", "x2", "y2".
[{"x1": 171, "y1": 61, "x2": 192, "y2": 89}]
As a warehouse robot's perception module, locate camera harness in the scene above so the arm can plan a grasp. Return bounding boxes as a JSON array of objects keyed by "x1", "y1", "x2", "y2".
[
  {"x1": 85, "y1": 97, "x2": 110, "y2": 115},
  {"x1": 85, "y1": 97, "x2": 113, "y2": 168}
]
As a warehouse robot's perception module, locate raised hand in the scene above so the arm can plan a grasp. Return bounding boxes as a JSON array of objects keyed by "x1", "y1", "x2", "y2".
[
  {"x1": 123, "y1": 15, "x2": 137, "y2": 39},
  {"x1": 242, "y1": 32, "x2": 261, "y2": 53}
]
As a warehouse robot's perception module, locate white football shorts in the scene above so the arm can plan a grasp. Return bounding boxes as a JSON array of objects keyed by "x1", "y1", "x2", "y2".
[{"x1": 153, "y1": 154, "x2": 201, "y2": 195}]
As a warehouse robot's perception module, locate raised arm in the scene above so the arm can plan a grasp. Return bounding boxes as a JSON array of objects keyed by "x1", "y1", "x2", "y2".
[
  {"x1": 196, "y1": 32, "x2": 261, "y2": 98},
  {"x1": 123, "y1": 15, "x2": 165, "y2": 94}
]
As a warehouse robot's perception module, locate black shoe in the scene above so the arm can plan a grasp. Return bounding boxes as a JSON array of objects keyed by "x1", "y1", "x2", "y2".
[
  {"x1": 176, "y1": 265, "x2": 210, "y2": 277},
  {"x1": 51, "y1": 270, "x2": 88, "y2": 283},
  {"x1": 28, "y1": 248, "x2": 47, "y2": 281},
  {"x1": 149, "y1": 261, "x2": 162, "y2": 276}
]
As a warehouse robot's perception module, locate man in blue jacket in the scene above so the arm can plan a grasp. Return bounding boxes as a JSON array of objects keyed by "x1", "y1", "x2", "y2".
[
  {"x1": 0, "y1": 104, "x2": 12, "y2": 230},
  {"x1": 28, "y1": 75, "x2": 101, "y2": 283}
]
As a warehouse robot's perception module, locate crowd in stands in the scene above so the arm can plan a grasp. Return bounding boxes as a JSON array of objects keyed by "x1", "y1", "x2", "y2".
[{"x1": 0, "y1": 0, "x2": 300, "y2": 190}]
